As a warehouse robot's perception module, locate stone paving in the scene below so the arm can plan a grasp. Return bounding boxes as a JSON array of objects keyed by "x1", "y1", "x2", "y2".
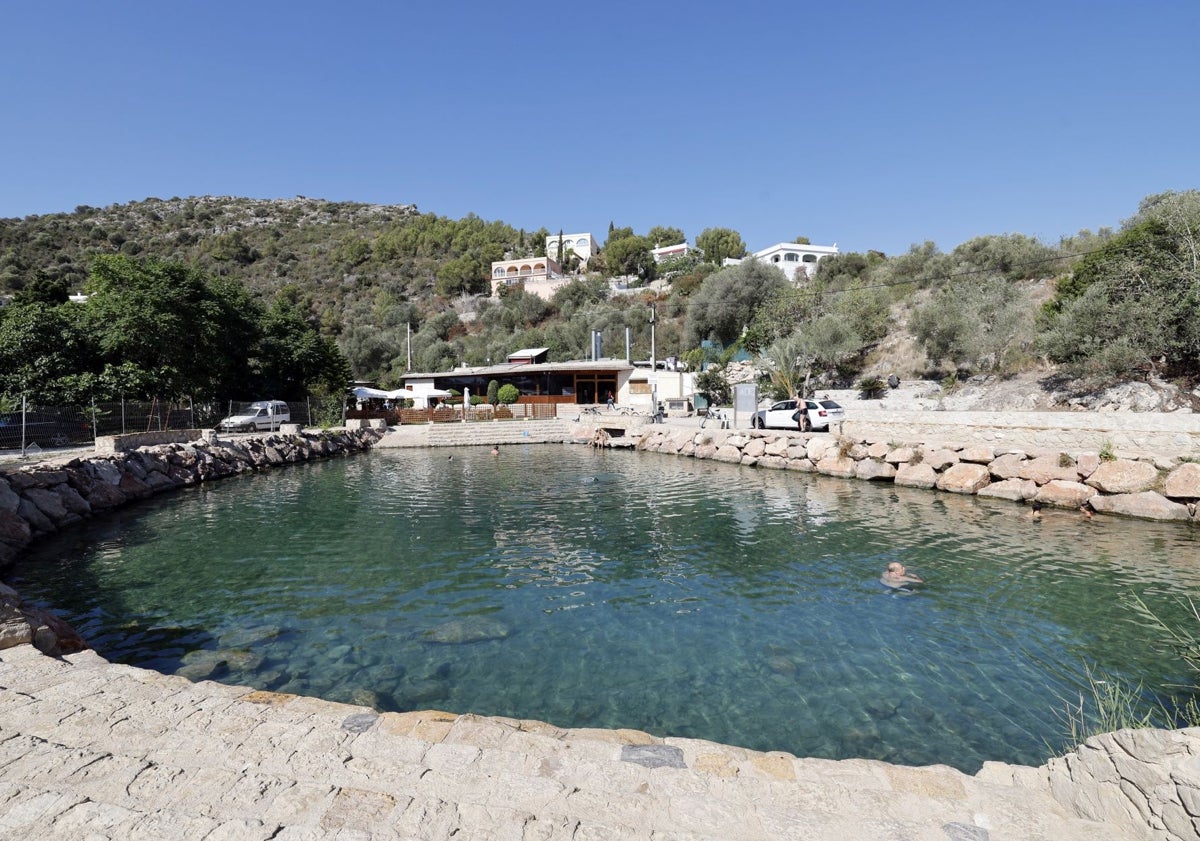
[{"x1": 0, "y1": 645, "x2": 1139, "y2": 840}]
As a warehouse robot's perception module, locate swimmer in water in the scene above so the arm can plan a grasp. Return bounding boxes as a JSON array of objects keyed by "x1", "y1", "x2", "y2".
[
  {"x1": 491, "y1": 446, "x2": 499, "y2": 455},
  {"x1": 1030, "y1": 500, "x2": 1043, "y2": 520},
  {"x1": 881, "y1": 562, "x2": 923, "y2": 589}
]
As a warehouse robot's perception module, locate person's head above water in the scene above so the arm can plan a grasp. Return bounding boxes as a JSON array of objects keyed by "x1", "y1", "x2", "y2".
[{"x1": 886, "y1": 562, "x2": 905, "y2": 575}]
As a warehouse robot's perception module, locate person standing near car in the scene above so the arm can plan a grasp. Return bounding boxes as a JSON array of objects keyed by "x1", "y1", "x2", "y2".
[{"x1": 795, "y1": 395, "x2": 811, "y2": 432}]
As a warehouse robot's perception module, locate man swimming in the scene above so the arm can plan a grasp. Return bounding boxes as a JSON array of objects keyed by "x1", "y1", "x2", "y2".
[{"x1": 881, "y1": 562, "x2": 923, "y2": 590}]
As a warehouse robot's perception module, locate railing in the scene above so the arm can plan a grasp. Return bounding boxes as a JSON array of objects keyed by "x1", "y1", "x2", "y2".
[{"x1": 1, "y1": 396, "x2": 330, "y2": 457}]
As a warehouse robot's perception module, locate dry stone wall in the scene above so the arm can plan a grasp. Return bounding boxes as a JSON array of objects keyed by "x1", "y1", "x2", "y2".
[
  {"x1": 0, "y1": 429, "x2": 382, "y2": 654},
  {"x1": 633, "y1": 426, "x2": 1200, "y2": 524}
]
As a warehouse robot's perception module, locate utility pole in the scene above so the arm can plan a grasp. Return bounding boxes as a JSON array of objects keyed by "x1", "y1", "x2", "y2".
[{"x1": 649, "y1": 304, "x2": 658, "y2": 420}]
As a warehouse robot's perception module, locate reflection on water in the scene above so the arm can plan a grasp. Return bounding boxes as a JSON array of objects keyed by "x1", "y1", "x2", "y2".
[{"x1": 9, "y1": 445, "x2": 1200, "y2": 772}]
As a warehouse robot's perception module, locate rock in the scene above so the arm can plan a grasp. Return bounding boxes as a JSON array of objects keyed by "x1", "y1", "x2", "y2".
[
  {"x1": 740, "y1": 455, "x2": 759, "y2": 467},
  {"x1": 1164, "y1": 462, "x2": 1200, "y2": 499},
  {"x1": 713, "y1": 445, "x2": 743, "y2": 464},
  {"x1": 816, "y1": 455, "x2": 857, "y2": 478},
  {"x1": 977, "y1": 478, "x2": 1038, "y2": 501},
  {"x1": 0, "y1": 479, "x2": 20, "y2": 513},
  {"x1": 0, "y1": 509, "x2": 32, "y2": 547},
  {"x1": 1086, "y1": 459, "x2": 1160, "y2": 494},
  {"x1": 988, "y1": 453, "x2": 1026, "y2": 480},
  {"x1": 52, "y1": 484, "x2": 92, "y2": 517},
  {"x1": 22, "y1": 487, "x2": 71, "y2": 524},
  {"x1": 16, "y1": 497, "x2": 54, "y2": 534},
  {"x1": 895, "y1": 463, "x2": 938, "y2": 489},
  {"x1": 1034, "y1": 480, "x2": 1097, "y2": 508},
  {"x1": 422, "y1": 616, "x2": 511, "y2": 645},
  {"x1": 806, "y1": 439, "x2": 833, "y2": 462},
  {"x1": 937, "y1": 463, "x2": 991, "y2": 494},
  {"x1": 922, "y1": 449, "x2": 959, "y2": 471},
  {"x1": 856, "y1": 459, "x2": 896, "y2": 481},
  {"x1": 1089, "y1": 491, "x2": 1192, "y2": 521},
  {"x1": 763, "y1": 438, "x2": 789, "y2": 456},
  {"x1": 757, "y1": 455, "x2": 788, "y2": 470},
  {"x1": 866, "y1": 442, "x2": 889, "y2": 459},
  {"x1": 787, "y1": 458, "x2": 816, "y2": 472},
  {"x1": 1075, "y1": 452, "x2": 1101, "y2": 479},
  {"x1": 1019, "y1": 455, "x2": 1079, "y2": 484},
  {"x1": 742, "y1": 438, "x2": 767, "y2": 458},
  {"x1": 960, "y1": 445, "x2": 995, "y2": 464},
  {"x1": 765, "y1": 655, "x2": 797, "y2": 676},
  {"x1": 885, "y1": 446, "x2": 916, "y2": 464},
  {"x1": 693, "y1": 444, "x2": 717, "y2": 460}
]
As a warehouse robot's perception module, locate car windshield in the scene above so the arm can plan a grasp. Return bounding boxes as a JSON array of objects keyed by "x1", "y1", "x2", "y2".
[{"x1": 819, "y1": 400, "x2": 841, "y2": 409}]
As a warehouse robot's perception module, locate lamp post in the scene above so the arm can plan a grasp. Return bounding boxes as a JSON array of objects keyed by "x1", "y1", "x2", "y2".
[{"x1": 649, "y1": 304, "x2": 658, "y2": 421}]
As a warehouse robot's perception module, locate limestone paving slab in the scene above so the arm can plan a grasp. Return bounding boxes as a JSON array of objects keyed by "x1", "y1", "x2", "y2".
[{"x1": 0, "y1": 644, "x2": 1144, "y2": 840}]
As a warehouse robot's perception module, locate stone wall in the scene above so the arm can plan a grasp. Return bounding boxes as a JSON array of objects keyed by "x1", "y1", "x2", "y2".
[
  {"x1": 93, "y1": 428, "x2": 204, "y2": 454},
  {"x1": 0, "y1": 428, "x2": 383, "y2": 655},
  {"x1": 633, "y1": 426, "x2": 1200, "y2": 523},
  {"x1": 840, "y1": 408, "x2": 1200, "y2": 458}
]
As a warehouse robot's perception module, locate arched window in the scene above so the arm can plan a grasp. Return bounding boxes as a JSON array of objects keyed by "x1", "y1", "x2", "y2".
[
  {"x1": 519, "y1": 265, "x2": 532, "y2": 276},
  {"x1": 493, "y1": 267, "x2": 504, "y2": 277},
  {"x1": 802, "y1": 254, "x2": 817, "y2": 262},
  {"x1": 784, "y1": 253, "x2": 799, "y2": 262},
  {"x1": 576, "y1": 238, "x2": 588, "y2": 248},
  {"x1": 534, "y1": 263, "x2": 546, "y2": 273},
  {"x1": 771, "y1": 255, "x2": 781, "y2": 262},
  {"x1": 507, "y1": 266, "x2": 519, "y2": 275}
]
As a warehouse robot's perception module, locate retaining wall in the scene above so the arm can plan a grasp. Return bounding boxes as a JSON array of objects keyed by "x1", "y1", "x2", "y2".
[
  {"x1": 839, "y1": 408, "x2": 1200, "y2": 458},
  {"x1": 632, "y1": 425, "x2": 1200, "y2": 523}
]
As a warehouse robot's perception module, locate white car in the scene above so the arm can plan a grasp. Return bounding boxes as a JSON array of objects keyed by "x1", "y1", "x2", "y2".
[
  {"x1": 217, "y1": 400, "x2": 291, "y2": 432},
  {"x1": 752, "y1": 398, "x2": 845, "y2": 431}
]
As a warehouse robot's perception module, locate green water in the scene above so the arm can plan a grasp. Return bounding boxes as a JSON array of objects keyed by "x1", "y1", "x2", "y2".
[{"x1": 9, "y1": 445, "x2": 1200, "y2": 772}]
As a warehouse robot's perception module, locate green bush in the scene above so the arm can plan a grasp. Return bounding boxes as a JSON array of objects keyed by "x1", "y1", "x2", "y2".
[
  {"x1": 857, "y1": 376, "x2": 886, "y2": 398},
  {"x1": 496, "y1": 384, "x2": 520, "y2": 405}
]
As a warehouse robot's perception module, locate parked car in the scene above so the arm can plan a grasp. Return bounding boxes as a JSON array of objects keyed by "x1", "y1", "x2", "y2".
[
  {"x1": 216, "y1": 400, "x2": 291, "y2": 432},
  {"x1": 752, "y1": 398, "x2": 845, "y2": 431},
  {"x1": 0, "y1": 410, "x2": 92, "y2": 450}
]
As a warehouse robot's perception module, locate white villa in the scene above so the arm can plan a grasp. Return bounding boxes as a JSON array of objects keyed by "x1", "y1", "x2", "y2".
[
  {"x1": 545, "y1": 232, "x2": 598, "y2": 265},
  {"x1": 650, "y1": 242, "x2": 695, "y2": 262},
  {"x1": 489, "y1": 255, "x2": 566, "y2": 300},
  {"x1": 748, "y1": 242, "x2": 839, "y2": 282}
]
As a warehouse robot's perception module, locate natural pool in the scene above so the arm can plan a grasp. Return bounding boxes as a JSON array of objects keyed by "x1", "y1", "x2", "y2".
[{"x1": 9, "y1": 444, "x2": 1200, "y2": 772}]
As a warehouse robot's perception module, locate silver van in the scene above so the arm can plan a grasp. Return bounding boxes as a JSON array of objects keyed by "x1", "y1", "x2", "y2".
[{"x1": 217, "y1": 400, "x2": 291, "y2": 432}]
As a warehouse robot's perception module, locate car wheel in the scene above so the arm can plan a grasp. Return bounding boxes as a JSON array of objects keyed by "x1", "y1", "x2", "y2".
[{"x1": 753, "y1": 416, "x2": 763, "y2": 429}]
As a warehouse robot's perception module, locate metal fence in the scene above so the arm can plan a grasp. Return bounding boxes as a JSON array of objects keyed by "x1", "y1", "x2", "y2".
[{"x1": 0, "y1": 396, "x2": 337, "y2": 457}]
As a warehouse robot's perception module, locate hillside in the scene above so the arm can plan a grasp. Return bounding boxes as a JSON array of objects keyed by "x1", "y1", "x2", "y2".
[{"x1": 3, "y1": 191, "x2": 1198, "y2": 409}]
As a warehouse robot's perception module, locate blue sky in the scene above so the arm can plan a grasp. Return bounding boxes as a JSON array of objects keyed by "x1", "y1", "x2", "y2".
[{"x1": 3, "y1": 1, "x2": 1197, "y2": 256}]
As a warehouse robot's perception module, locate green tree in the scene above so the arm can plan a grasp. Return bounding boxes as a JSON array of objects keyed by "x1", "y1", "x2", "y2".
[
  {"x1": 486, "y1": 379, "x2": 500, "y2": 405},
  {"x1": 497, "y1": 383, "x2": 520, "y2": 404},
  {"x1": 695, "y1": 227, "x2": 746, "y2": 266},
  {"x1": 684, "y1": 259, "x2": 788, "y2": 348},
  {"x1": 1039, "y1": 190, "x2": 1200, "y2": 380},
  {"x1": 603, "y1": 235, "x2": 656, "y2": 281},
  {"x1": 0, "y1": 302, "x2": 95, "y2": 401},
  {"x1": 646, "y1": 226, "x2": 685, "y2": 247},
  {"x1": 911, "y1": 275, "x2": 1032, "y2": 373}
]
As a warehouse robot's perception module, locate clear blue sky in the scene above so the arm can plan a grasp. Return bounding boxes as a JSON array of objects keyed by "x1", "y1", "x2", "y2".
[{"x1": 3, "y1": 1, "x2": 1197, "y2": 256}]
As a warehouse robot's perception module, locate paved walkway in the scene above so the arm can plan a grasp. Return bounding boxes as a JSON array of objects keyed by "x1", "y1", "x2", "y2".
[{"x1": 0, "y1": 645, "x2": 1134, "y2": 840}]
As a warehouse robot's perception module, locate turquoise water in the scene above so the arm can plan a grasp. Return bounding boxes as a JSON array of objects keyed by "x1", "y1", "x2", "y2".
[{"x1": 9, "y1": 445, "x2": 1200, "y2": 772}]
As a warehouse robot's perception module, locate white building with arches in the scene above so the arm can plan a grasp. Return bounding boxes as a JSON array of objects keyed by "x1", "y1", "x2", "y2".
[
  {"x1": 489, "y1": 255, "x2": 566, "y2": 300},
  {"x1": 751, "y1": 242, "x2": 839, "y2": 282},
  {"x1": 545, "y1": 232, "x2": 598, "y2": 265}
]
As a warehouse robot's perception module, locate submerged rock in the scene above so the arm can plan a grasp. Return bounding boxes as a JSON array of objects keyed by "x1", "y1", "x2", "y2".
[{"x1": 421, "y1": 616, "x2": 511, "y2": 645}]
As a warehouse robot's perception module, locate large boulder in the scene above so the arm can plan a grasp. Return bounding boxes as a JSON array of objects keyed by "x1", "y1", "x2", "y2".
[
  {"x1": 988, "y1": 453, "x2": 1027, "y2": 480},
  {"x1": 977, "y1": 478, "x2": 1038, "y2": 501},
  {"x1": 1164, "y1": 463, "x2": 1200, "y2": 500},
  {"x1": 816, "y1": 455, "x2": 857, "y2": 478},
  {"x1": 937, "y1": 463, "x2": 991, "y2": 494},
  {"x1": 856, "y1": 459, "x2": 897, "y2": 481},
  {"x1": 1035, "y1": 480, "x2": 1096, "y2": 508},
  {"x1": 895, "y1": 463, "x2": 938, "y2": 489},
  {"x1": 886, "y1": 446, "x2": 917, "y2": 464},
  {"x1": 1089, "y1": 492, "x2": 1192, "y2": 521},
  {"x1": 0, "y1": 479, "x2": 19, "y2": 513},
  {"x1": 922, "y1": 448, "x2": 959, "y2": 471},
  {"x1": 1086, "y1": 459, "x2": 1160, "y2": 494},
  {"x1": 960, "y1": 445, "x2": 995, "y2": 464},
  {"x1": 1019, "y1": 455, "x2": 1079, "y2": 484},
  {"x1": 742, "y1": 438, "x2": 767, "y2": 458}
]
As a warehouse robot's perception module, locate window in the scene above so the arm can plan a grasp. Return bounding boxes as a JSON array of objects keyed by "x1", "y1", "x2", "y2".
[
  {"x1": 784, "y1": 253, "x2": 799, "y2": 262},
  {"x1": 802, "y1": 254, "x2": 817, "y2": 262},
  {"x1": 771, "y1": 255, "x2": 781, "y2": 262}
]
